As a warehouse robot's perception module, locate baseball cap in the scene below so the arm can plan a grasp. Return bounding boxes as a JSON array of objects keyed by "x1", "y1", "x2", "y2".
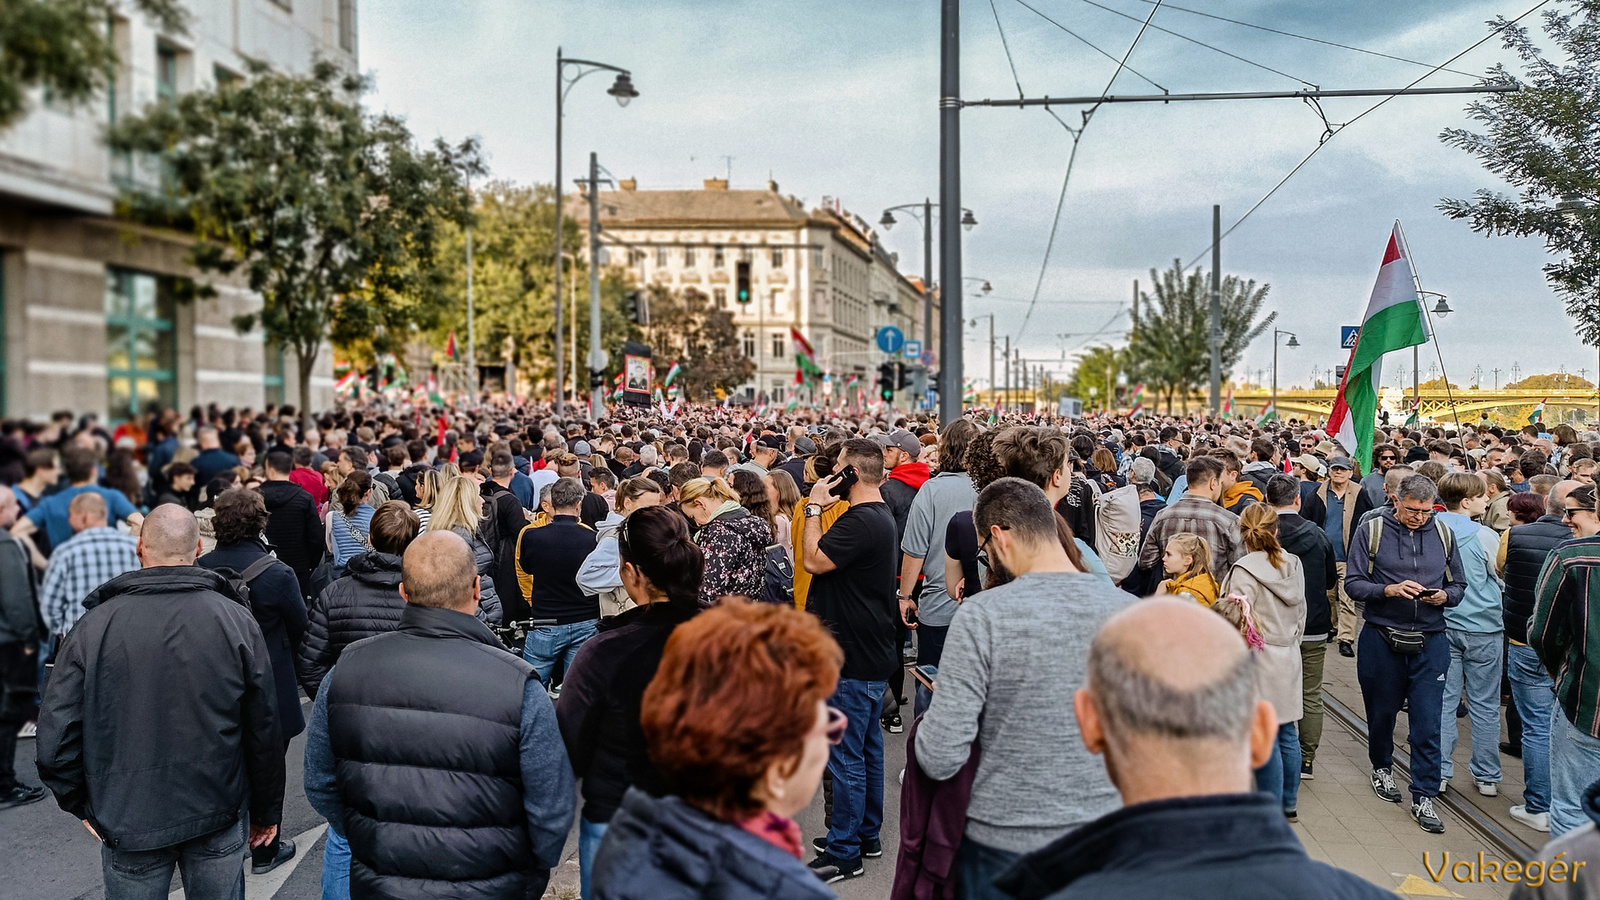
[
  {"x1": 1327, "y1": 457, "x2": 1355, "y2": 471},
  {"x1": 755, "y1": 434, "x2": 786, "y2": 451},
  {"x1": 873, "y1": 430, "x2": 921, "y2": 456},
  {"x1": 1293, "y1": 454, "x2": 1325, "y2": 477}
]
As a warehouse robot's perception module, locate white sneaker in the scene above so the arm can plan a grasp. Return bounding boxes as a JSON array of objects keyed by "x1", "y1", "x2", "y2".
[
  {"x1": 1438, "y1": 780, "x2": 1449, "y2": 795},
  {"x1": 16, "y1": 721, "x2": 35, "y2": 739},
  {"x1": 1509, "y1": 804, "x2": 1551, "y2": 832},
  {"x1": 1476, "y1": 781, "x2": 1498, "y2": 797}
]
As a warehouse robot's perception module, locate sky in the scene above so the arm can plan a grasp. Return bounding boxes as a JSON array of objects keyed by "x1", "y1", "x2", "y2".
[{"x1": 360, "y1": 0, "x2": 1589, "y2": 392}]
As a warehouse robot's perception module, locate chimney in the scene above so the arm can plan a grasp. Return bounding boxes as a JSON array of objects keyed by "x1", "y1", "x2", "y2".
[
  {"x1": 767, "y1": 178, "x2": 779, "y2": 192},
  {"x1": 703, "y1": 177, "x2": 728, "y2": 191},
  {"x1": 619, "y1": 177, "x2": 637, "y2": 191}
]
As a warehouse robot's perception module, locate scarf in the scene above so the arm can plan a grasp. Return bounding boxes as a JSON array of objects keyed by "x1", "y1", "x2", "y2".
[{"x1": 737, "y1": 810, "x2": 804, "y2": 858}]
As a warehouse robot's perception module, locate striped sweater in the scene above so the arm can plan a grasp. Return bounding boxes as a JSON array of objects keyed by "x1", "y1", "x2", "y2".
[{"x1": 1531, "y1": 535, "x2": 1600, "y2": 737}]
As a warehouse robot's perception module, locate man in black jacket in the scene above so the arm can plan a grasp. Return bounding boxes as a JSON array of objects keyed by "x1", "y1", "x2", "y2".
[
  {"x1": 260, "y1": 450, "x2": 322, "y2": 598},
  {"x1": 996, "y1": 598, "x2": 1390, "y2": 900},
  {"x1": 1266, "y1": 475, "x2": 1337, "y2": 782},
  {"x1": 394, "y1": 439, "x2": 431, "y2": 506},
  {"x1": 0, "y1": 485, "x2": 44, "y2": 811},
  {"x1": 303, "y1": 530, "x2": 574, "y2": 899},
  {"x1": 518, "y1": 478, "x2": 599, "y2": 685},
  {"x1": 36, "y1": 504, "x2": 284, "y2": 899}
]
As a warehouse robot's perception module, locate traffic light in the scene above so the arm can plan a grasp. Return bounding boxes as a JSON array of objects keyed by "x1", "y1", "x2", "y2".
[
  {"x1": 590, "y1": 370, "x2": 604, "y2": 390},
  {"x1": 877, "y1": 361, "x2": 895, "y2": 402},
  {"x1": 896, "y1": 362, "x2": 912, "y2": 390},
  {"x1": 624, "y1": 290, "x2": 643, "y2": 324},
  {"x1": 735, "y1": 261, "x2": 752, "y2": 304}
]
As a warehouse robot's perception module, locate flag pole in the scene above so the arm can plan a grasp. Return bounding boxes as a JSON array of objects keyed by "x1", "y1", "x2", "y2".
[{"x1": 1395, "y1": 221, "x2": 1465, "y2": 436}]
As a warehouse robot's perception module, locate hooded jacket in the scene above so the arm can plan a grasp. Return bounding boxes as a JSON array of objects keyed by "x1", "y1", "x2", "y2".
[
  {"x1": 1222, "y1": 550, "x2": 1306, "y2": 723},
  {"x1": 1277, "y1": 512, "x2": 1337, "y2": 639},
  {"x1": 1344, "y1": 507, "x2": 1466, "y2": 633},
  {"x1": 260, "y1": 478, "x2": 322, "y2": 595},
  {"x1": 296, "y1": 550, "x2": 406, "y2": 698},
  {"x1": 1222, "y1": 480, "x2": 1264, "y2": 514},
  {"x1": 881, "y1": 461, "x2": 932, "y2": 543},
  {"x1": 35, "y1": 567, "x2": 284, "y2": 851},
  {"x1": 696, "y1": 505, "x2": 770, "y2": 607}
]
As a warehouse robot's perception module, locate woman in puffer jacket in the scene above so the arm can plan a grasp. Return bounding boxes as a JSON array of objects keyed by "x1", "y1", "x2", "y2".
[
  {"x1": 679, "y1": 477, "x2": 769, "y2": 607},
  {"x1": 424, "y1": 474, "x2": 504, "y2": 625},
  {"x1": 577, "y1": 476, "x2": 666, "y2": 619},
  {"x1": 296, "y1": 500, "x2": 420, "y2": 698}
]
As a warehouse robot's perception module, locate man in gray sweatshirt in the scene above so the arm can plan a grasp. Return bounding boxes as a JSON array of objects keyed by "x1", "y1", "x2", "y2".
[{"x1": 915, "y1": 476, "x2": 1132, "y2": 900}]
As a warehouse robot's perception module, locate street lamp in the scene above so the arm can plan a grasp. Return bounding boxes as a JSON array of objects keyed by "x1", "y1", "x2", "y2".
[
  {"x1": 879, "y1": 200, "x2": 978, "y2": 361},
  {"x1": 1272, "y1": 329, "x2": 1298, "y2": 420},
  {"x1": 964, "y1": 277, "x2": 992, "y2": 294},
  {"x1": 555, "y1": 48, "x2": 637, "y2": 419}
]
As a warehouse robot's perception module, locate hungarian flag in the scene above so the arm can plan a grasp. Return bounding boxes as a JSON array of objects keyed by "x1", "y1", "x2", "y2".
[
  {"x1": 1256, "y1": 403, "x2": 1277, "y2": 426},
  {"x1": 1328, "y1": 223, "x2": 1429, "y2": 472},
  {"x1": 784, "y1": 393, "x2": 799, "y2": 412},
  {"x1": 1530, "y1": 398, "x2": 1547, "y2": 424},
  {"x1": 1129, "y1": 383, "x2": 1146, "y2": 418},
  {"x1": 792, "y1": 327, "x2": 823, "y2": 382},
  {"x1": 663, "y1": 361, "x2": 681, "y2": 388},
  {"x1": 1405, "y1": 397, "x2": 1420, "y2": 426},
  {"x1": 1222, "y1": 387, "x2": 1234, "y2": 419},
  {"x1": 446, "y1": 331, "x2": 459, "y2": 361},
  {"x1": 334, "y1": 371, "x2": 360, "y2": 396}
]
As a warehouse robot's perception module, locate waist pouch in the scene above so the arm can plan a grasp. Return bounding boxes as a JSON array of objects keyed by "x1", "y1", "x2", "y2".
[{"x1": 1377, "y1": 625, "x2": 1425, "y2": 656}]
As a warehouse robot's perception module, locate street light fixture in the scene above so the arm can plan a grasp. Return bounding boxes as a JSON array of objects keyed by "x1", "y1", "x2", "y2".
[
  {"x1": 960, "y1": 209, "x2": 978, "y2": 231},
  {"x1": 606, "y1": 73, "x2": 639, "y2": 106},
  {"x1": 1432, "y1": 295, "x2": 1453, "y2": 318},
  {"x1": 1272, "y1": 329, "x2": 1298, "y2": 420},
  {"x1": 879, "y1": 200, "x2": 979, "y2": 355}
]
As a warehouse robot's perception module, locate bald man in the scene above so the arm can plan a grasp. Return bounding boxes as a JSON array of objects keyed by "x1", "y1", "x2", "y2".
[
  {"x1": 302, "y1": 530, "x2": 574, "y2": 899},
  {"x1": 36, "y1": 503, "x2": 285, "y2": 898},
  {"x1": 36, "y1": 492, "x2": 138, "y2": 636},
  {"x1": 995, "y1": 599, "x2": 1392, "y2": 899}
]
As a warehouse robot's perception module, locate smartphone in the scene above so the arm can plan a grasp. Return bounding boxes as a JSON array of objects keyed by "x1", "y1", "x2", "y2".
[
  {"x1": 830, "y1": 464, "x2": 859, "y2": 500},
  {"x1": 911, "y1": 665, "x2": 938, "y2": 693}
]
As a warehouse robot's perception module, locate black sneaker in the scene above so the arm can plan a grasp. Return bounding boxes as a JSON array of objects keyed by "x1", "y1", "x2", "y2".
[
  {"x1": 1284, "y1": 808, "x2": 1299, "y2": 823},
  {"x1": 812, "y1": 836, "x2": 882, "y2": 858},
  {"x1": 809, "y1": 851, "x2": 864, "y2": 883},
  {"x1": 1338, "y1": 641, "x2": 1354, "y2": 658},
  {"x1": 1500, "y1": 740, "x2": 1523, "y2": 759},
  {"x1": 1300, "y1": 760, "x2": 1314, "y2": 781},
  {"x1": 883, "y1": 714, "x2": 903, "y2": 734},
  {"x1": 1411, "y1": 797, "x2": 1446, "y2": 834},
  {"x1": 251, "y1": 838, "x2": 296, "y2": 876},
  {"x1": 0, "y1": 784, "x2": 47, "y2": 811},
  {"x1": 1372, "y1": 767, "x2": 1403, "y2": 803}
]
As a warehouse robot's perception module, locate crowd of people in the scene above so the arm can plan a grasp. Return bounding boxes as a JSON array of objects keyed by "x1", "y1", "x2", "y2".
[{"x1": 0, "y1": 398, "x2": 1598, "y2": 898}]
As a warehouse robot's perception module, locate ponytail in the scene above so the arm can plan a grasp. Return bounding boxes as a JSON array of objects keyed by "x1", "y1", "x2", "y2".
[
  {"x1": 619, "y1": 506, "x2": 704, "y2": 614},
  {"x1": 1239, "y1": 503, "x2": 1286, "y2": 570}
]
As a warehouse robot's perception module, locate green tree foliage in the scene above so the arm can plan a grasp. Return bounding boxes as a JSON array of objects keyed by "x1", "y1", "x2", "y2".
[
  {"x1": 0, "y1": 0, "x2": 185, "y2": 130},
  {"x1": 105, "y1": 60, "x2": 481, "y2": 419},
  {"x1": 643, "y1": 286, "x2": 753, "y2": 400},
  {"x1": 1126, "y1": 260, "x2": 1275, "y2": 413},
  {"x1": 1440, "y1": 2, "x2": 1600, "y2": 346},
  {"x1": 1066, "y1": 345, "x2": 1129, "y2": 410}
]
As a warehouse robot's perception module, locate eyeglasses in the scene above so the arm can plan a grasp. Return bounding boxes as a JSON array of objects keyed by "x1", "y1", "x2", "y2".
[
  {"x1": 825, "y1": 706, "x2": 848, "y2": 745},
  {"x1": 976, "y1": 524, "x2": 1010, "y2": 570},
  {"x1": 1396, "y1": 505, "x2": 1434, "y2": 519}
]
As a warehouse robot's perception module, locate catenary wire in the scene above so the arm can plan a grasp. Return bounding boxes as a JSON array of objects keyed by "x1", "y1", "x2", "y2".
[
  {"x1": 1065, "y1": 0, "x2": 1318, "y2": 87},
  {"x1": 990, "y1": 0, "x2": 1027, "y2": 100},
  {"x1": 1011, "y1": 0, "x2": 1166, "y2": 92}
]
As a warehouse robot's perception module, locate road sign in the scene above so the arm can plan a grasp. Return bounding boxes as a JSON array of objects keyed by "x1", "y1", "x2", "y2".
[
  {"x1": 876, "y1": 326, "x2": 904, "y2": 354},
  {"x1": 921, "y1": 350, "x2": 935, "y2": 366},
  {"x1": 1340, "y1": 326, "x2": 1361, "y2": 349},
  {"x1": 904, "y1": 339, "x2": 922, "y2": 360}
]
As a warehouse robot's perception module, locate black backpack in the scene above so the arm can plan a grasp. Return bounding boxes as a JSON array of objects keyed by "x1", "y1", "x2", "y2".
[
  {"x1": 213, "y1": 556, "x2": 279, "y2": 611},
  {"x1": 760, "y1": 544, "x2": 795, "y2": 606}
]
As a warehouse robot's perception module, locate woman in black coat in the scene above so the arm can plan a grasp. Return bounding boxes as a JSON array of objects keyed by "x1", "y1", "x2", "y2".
[{"x1": 557, "y1": 507, "x2": 702, "y2": 899}]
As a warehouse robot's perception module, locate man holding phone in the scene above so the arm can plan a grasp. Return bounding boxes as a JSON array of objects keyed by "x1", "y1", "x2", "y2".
[{"x1": 1345, "y1": 474, "x2": 1466, "y2": 835}]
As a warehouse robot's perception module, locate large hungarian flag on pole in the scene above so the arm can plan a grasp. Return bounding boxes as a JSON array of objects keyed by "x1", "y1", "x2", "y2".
[{"x1": 1329, "y1": 223, "x2": 1429, "y2": 472}]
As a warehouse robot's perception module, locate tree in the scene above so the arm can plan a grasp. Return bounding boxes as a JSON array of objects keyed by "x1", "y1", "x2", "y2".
[
  {"x1": 1066, "y1": 345, "x2": 1129, "y2": 410},
  {"x1": 1126, "y1": 260, "x2": 1275, "y2": 413},
  {"x1": 643, "y1": 286, "x2": 754, "y2": 400},
  {"x1": 1440, "y1": 2, "x2": 1600, "y2": 346},
  {"x1": 0, "y1": 0, "x2": 185, "y2": 131},
  {"x1": 106, "y1": 59, "x2": 482, "y2": 420}
]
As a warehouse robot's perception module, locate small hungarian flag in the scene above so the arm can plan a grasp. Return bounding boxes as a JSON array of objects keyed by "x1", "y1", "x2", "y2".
[
  {"x1": 1405, "y1": 398, "x2": 1420, "y2": 426},
  {"x1": 334, "y1": 372, "x2": 360, "y2": 396},
  {"x1": 1222, "y1": 388, "x2": 1234, "y2": 419},
  {"x1": 792, "y1": 327, "x2": 823, "y2": 382},
  {"x1": 610, "y1": 372, "x2": 624, "y2": 400},
  {"x1": 784, "y1": 393, "x2": 799, "y2": 412},
  {"x1": 446, "y1": 331, "x2": 459, "y2": 361},
  {"x1": 1129, "y1": 383, "x2": 1146, "y2": 418},
  {"x1": 663, "y1": 361, "x2": 681, "y2": 388},
  {"x1": 1256, "y1": 403, "x2": 1277, "y2": 426},
  {"x1": 1530, "y1": 398, "x2": 1547, "y2": 424}
]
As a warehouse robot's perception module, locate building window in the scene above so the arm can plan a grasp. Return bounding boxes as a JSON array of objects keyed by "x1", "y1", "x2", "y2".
[
  {"x1": 771, "y1": 247, "x2": 784, "y2": 268},
  {"x1": 105, "y1": 269, "x2": 176, "y2": 423},
  {"x1": 156, "y1": 46, "x2": 179, "y2": 104},
  {"x1": 214, "y1": 65, "x2": 239, "y2": 88},
  {"x1": 338, "y1": 0, "x2": 356, "y2": 52},
  {"x1": 656, "y1": 247, "x2": 669, "y2": 268},
  {"x1": 713, "y1": 288, "x2": 727, "y2": 309},
  {"x1": 772, "y1": 332, "x2": 786, "y2": 360},
  {"x1": 713, "y1": 245, "x2": 725, "y2": 268},
  {"x1": 741, "y1": 331, "x2": 756, "y2": 359},
  {"x1": 812, "y1": 247, "x2": 824, "y2": 267},
  {"x1": 684, "y1": 246, "x2": 697, "y2": 267}
]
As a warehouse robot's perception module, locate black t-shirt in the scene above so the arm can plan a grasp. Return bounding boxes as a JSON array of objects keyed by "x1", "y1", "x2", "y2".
[
  {"x1": 945, "y1": 510, "x2": 981, "y2": 600},
  {"x1": 812, "y1": 502, "x2": 900, "y2": 682}
]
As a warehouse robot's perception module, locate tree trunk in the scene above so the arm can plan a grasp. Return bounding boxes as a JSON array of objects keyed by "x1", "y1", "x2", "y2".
[{"x1": 297, "y1": 343, "x2": 316, "y2": 430}]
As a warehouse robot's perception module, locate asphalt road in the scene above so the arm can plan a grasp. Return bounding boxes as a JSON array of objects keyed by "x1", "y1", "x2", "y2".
[{"x1": 6, "y1": 694, "x2": 912, "y2": 900}]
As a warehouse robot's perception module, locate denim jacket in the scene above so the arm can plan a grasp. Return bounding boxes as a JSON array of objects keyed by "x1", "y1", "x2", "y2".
[{"x1": 1435, "y1": 512, "x2": 1504, "y2": 634}]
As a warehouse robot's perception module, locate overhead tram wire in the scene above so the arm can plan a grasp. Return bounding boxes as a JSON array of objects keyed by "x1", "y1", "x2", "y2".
[
  {"x1": 1014, "y1": 1, "x2": 1164, "y2": 340},
  {"x1": 1063, "y1": 0, "x2": 1317, "y2": 88},
  {"x1": 1179, "y1": 0, "x2": 1553, "y2": 274},
  {"x1": 1011, "y1": 0, "x2": 1166, "y2": 92},
  {"x1": 989, "y1": 0, "x2": 1027, "y2": 100},
  {"x1": 1122, "y1": 0, "x2": 1477, "y2": 78}
]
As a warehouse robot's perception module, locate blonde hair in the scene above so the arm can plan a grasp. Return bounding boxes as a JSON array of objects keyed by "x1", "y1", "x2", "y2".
[
  {"x1": 427, "y1": 475, "x2": 484, "y2": 536},
  {"x1": 1166, "y1": 532, "x2": 1213, "y2": 581},
  {"x1": 416, "y1": 468, "x2": 441, "y2": 509},
  {"x1": 1239, "y1": 503, "x2": 1286, "y2": 570},
  {"x1": 617, "y1": 475, "x2": 664, "y2": 513},
  {"x1": 679, "y1": 476, "x2": 739, "y2": 506}
]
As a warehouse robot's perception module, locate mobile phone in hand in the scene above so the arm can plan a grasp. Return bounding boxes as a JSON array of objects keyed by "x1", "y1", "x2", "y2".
[{"x1": 830, "y1": 464, "x2": 859, "y2": 500}]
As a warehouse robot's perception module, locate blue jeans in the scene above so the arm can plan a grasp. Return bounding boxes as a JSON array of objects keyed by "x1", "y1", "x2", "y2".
[
  {"x1": 1506, "y1": 642, "x2": 1554, "y2": 814},
  {"x1": 1254, "y1": 722, "x2": 1302, "y2": 811},
  {"x1": 522, "y1": 619, "x2": 600, "y2": 685},
  {"x1": 957, "y1": 835, "x2": 1020, "y2": 900},
  {"x1": 321, "y1": 828, "x2": 351, "y2": 900},
  {"x1": 1357, "y1": 626, "x2": 1448, "y2": 800},
  {"x1": 1550, "y1": 714, "x2": 1600, "y2": 836},
  {"x1": 1440, "y1": 629, "x2": 1504, "y2": 784},
  {"x1": 826, "y1": 677, "x2": 885, "y2": 860},
  {"x1": 101, "y1": 818, "x2": 245, "y2": 900},
  {"x1": 578, "y1": 817, "x2": 607, "y2": 900}
]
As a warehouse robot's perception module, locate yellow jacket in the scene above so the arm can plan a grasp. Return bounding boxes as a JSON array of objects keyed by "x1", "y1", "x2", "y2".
[
  {"x1": 1165, "y1": 571, "x2": 1221, "y2": 607},
  {"x1": 791, "y1": 497, "x2": 848, "y2": 609}
]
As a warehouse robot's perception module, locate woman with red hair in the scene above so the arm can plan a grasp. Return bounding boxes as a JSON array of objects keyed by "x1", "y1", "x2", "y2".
[{"x1": 590, "y1": 602, "x2": 843, "y2": 898}]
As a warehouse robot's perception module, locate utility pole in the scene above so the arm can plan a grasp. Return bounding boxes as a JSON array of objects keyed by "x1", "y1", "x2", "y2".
[
  {"x1": 923, "y1": 198, "x2": 934, "y2": 346},
  {"x1": 1491, "y1": 367, "x2": 1502, "y2": 390},
  {"x1": 465, "y1": 226, "x2": 475, "y2": 392},
  {"x1": 937, "y1": 0, "x2": 963, "y2": 423},
  {"x1": 988, "y1": 316, "x2": 995, "y2": 409},
  {"x1": 1003, "y1": 334, "x2": 1011, "y2": 413},
  {"x1": 1209, "y1": 205, "x2": 1221, "y2": 416},
  {"x1": 586, "y1": 152, "x2": 609, "y2": 419}
]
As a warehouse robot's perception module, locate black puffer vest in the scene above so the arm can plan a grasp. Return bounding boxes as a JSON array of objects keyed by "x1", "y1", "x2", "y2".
[
  {"x1": 328, "y1": 604, "x2": 535, "y2": 899},
  {"x1": 1504, "y1": 516, "x2": 1571, "y2": 643}
]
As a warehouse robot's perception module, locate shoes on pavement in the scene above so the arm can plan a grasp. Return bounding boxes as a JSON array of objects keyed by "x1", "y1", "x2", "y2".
[
  {"x1": 1372, "y1": 767, "x2": 1403, "y2": 804},
  {"x1": 1300, "y1": 760, "x2": 1314, "y2": 781},
  {"x1": 1509, "y1": 804, "x2": 1551, "y2": 832},
  {"x1": 1476, "y1": 781, "x2": 1499, "y2": 797},
  {"x1": 813, "y1": 836, "x2": 882, "y2": 858},
  {"x1": 251, "y1": 838, "x2": 296, "y2": 876},
  {"x1": 0, "y1": 784, "x2": 47, "y2": 811},
  {"x1": 1338, "y1": 641, "x2": 1354, "y2": 658},
  {"x1": 1438, "y1": 780, "x2": 1449, "y2": 795},
  {"x1": 1412, "y1": 797, "x2": 1446, "y2": 834},
  {"x1": 1284, "y1": 808, "x2": 1299, "y2": 823},
  {"x1": 1456, "y1": 702, "x2": 1468, "y2": 719},
  {"x1": 808, "y1": 851, "x2": 864, "y2": 883},
  {"x1": 882, "y1": 714, "x2": 903, "y2": 734},
  {"x1": 16, "y1": 721, "x2": 35, "y2": 739},
  {"x1": 1500, "y1": 741, "x2": 1523, "y2": 759}
]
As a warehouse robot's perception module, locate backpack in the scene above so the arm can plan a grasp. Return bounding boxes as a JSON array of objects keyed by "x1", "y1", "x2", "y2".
[
  {"x1": 214, "y1": 556, "x2": 279, "y2": 611},
  {"x1": 760, "y1": 544, "x2": 795, "y2": 606},
  {"x1": 1365, "y1": 517, "x2": 1455, "y2": 585},
  {"x1": 1093, "y1": 483, "x2": 1143, "y2": 584}
]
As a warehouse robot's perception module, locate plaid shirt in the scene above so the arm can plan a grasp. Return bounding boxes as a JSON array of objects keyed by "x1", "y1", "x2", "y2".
[
  {"x1": 1138, "y1": 493, "x2": 1245, "y2": 577},
  {"x1": 39, "y1": 526, "x2": 139, "y2": 635},
  {"x1": 1531, "y1": 535, "x2": 1600, "y2": 737}
]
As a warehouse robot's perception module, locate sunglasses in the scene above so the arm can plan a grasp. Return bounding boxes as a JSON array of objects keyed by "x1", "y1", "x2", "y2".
[
  {"x1": 1564, "y1": 507, "x2": 1597, "y2": 517},
  {"x1": 825, "y1": 706, "x2": 848, "y2": 745}
]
